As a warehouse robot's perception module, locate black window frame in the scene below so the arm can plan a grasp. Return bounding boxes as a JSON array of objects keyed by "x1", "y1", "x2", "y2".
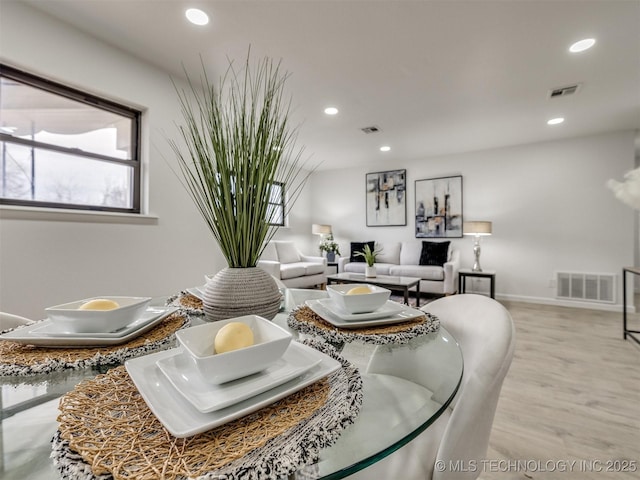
[
  {"x1": 268, "y1": 181, "x2": 286, "y2": 227},
  {"x1": 0, "y1": 64, "x2": 142, "y2": 214}
]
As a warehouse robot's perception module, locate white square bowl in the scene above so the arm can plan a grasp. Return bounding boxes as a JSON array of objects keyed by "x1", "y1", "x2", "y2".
[
  {"x1": 45, "y1": 296, "x2": 152, "y2": 333},
  {"x1": 175, "y1": 315, "x2": 292, "y2": 384},
  {"x1": 326, "y1": 284, "x2": 391, "y2": 314}
]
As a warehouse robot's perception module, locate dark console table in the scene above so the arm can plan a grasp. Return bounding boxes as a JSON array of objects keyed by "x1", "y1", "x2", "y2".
[{"x1": 622, "y1": 267, "x2": 640, "y2": 345}]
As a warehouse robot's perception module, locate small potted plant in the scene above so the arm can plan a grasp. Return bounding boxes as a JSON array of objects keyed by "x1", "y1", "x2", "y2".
[
  {"x1": 319, "y1": 235, "x2": 341, "y2": 262},
  {"x1": 355, "y1": 244, "x2": 381, "y2": 277}
]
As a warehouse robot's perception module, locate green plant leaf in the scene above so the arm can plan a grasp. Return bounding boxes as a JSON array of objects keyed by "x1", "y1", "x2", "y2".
[{"x1": 354, "y1": 244, "x2": 382, "y2": 266}]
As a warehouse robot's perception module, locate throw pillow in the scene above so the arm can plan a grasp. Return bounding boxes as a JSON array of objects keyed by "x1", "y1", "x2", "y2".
[
  {"x1": 350, "y1": 241, "x2": 375, "y2": 263},
  {"x1": 275, "y1": 241, "x2": 301, "y2": 264},
  {"x1": 419, "y1": 241, "x2": 450, "y2": 266}
]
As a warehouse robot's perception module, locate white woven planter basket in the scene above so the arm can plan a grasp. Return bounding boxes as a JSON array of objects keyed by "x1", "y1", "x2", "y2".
[{"x1": 203, "y1": 267, "x2": 281, "y2": 322}]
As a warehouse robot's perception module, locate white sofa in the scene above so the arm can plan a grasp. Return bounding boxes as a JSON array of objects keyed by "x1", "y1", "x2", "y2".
[
  {"x1": 257, "y1": 241, "x2": 327, "y2": 289},
  {"x1": 338, "y1": 241, "x2": 460, "y2": 295}
]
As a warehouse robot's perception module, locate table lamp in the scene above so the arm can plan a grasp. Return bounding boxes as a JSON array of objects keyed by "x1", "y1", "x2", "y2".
[
  {"x1": 463, "y1": 221, "x2": 492, "y2": 272},
  {"x1": 312, "y1": 224, "x2": 332, "y2": 236}
]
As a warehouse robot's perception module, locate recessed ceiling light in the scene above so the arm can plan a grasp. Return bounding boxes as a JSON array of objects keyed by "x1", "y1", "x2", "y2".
[
  {"x1": 547, "y1": 117, "x2": 565, "y2": 125},
  {"x1": 185, "y1": 8, "x2": 209, "y2": 26},
  {"x1": 380, "y1": 146, "x2": 391, "y2": 152},
  {"x1": 324, "y1": 107, "x2": 338, "y2": 115},
  {"x1": 569, "y1": 38, "x2": 596, "y2": 53}
]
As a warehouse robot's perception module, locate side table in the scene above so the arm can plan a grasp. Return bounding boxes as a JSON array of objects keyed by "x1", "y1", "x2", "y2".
[
  {"x1": 622, "y1": 267, "x2": 640, "y2": 345},
  {"x1": 327, "y1": 262, "x2": 339, "y2": 275},
  {"x1": 458, "y1": 269, "x2": 496, "y2": 299}
]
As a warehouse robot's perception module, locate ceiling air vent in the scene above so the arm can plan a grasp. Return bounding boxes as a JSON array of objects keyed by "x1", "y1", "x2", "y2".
[
  {"x1": 361, "y1": 125, "x2": 381, "y2": 134},
  {"x1": 549, "y1": 83, "x2": 581, "y2": 98}
]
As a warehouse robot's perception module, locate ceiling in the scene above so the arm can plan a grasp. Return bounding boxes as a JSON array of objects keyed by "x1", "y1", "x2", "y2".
[{"x1": 21, "y1": 0, "x2": 640, "y2": 171}]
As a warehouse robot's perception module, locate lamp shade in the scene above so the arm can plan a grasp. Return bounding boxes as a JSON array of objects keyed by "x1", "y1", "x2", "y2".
[
  {"x1": 312, "y1": 224, "x2": 332, "y2": 235},
  {"x1": 463, "y1": 221, "x2": 492, "y2": 236}
]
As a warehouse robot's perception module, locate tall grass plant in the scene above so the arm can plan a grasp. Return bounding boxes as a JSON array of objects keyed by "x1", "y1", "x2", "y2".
[{"x1": 169, "y1": 53, "x2": 311, "y2": 268}]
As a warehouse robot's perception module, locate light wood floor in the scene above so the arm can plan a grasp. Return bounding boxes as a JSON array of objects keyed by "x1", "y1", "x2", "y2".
[{"x1": 478, "y1": 299, "x2": 640, "y2": 480}]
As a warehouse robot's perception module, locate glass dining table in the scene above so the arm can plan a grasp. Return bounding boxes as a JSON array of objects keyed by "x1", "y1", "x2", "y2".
[{"x1": 0, "y1": 289, "x2": 463, "y2": 480}]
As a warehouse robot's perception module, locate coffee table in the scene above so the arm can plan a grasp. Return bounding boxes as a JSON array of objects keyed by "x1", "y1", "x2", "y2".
[{"x1": 327, "y1": 272, "x2": 421, "y2": 307}]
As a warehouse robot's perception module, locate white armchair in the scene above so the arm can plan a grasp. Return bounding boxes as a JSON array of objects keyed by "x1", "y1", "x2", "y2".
[{"x1": 257, "y1": 241, "x2": 327, "y2": 289}]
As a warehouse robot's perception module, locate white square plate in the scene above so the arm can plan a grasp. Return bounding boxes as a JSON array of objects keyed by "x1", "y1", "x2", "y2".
[
  {"x1": 125, "y1": 343, "x2": 341, "y2": 438},
  {"x1": 30, "y1": 306, "x2": 173, "y2": 338},
  {"x1": 0, "y1": 306, "x2": 178, "y2": 347},
  {"x1": 156, "y1": 342, "x2": 321, "y2": 412},
  {"x1": 186, "y1": 286, "x2": 205, "y2": 300},
  {"x1": 320, "y1": 299, "x2": 404, "y2": 321},
  {"x1": 305, "y1": 299, "x2": 424, "y2": 328}
]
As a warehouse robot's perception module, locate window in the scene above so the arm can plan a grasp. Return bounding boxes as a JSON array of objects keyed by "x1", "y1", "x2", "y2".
[
  {"x1": 0, "y1": 64, "x2": 142, "y2": 213},
  {"x1": 267, "y1": 181, "x2": 285, "y2": 226}
]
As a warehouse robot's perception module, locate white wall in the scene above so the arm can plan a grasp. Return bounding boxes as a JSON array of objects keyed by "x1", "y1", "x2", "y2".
[
  {"x1": 310, "y1": 131, "x2": 636, "y2": 309},
  {"x1": 0, "y1": 2, "x2": 312, "y2": 319},
  {"x1": 0, "y1": 3, "x2": 634, "y2": 319}
]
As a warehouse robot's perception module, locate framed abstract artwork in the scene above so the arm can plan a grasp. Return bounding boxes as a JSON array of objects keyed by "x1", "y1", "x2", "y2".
[
  {"x1": 366, "y1": 169, "x2": 407, "y2": 226},
  {"x1": 415, "y1": 175, "x2": 463, "y2": 238}
]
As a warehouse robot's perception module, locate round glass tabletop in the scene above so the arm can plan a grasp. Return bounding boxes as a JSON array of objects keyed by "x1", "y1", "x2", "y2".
[{"x1": 0, "y1": 289, "x2": 462, "y2": 479}]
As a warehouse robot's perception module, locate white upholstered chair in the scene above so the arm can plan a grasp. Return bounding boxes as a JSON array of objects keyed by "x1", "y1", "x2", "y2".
[
  {"x1": 349, "y1": 294, "x2": 515, "y2": 479},
  {"x1": 0, "y1": 312, "x2": 34, "y2": 330},
  {"x1": 257, "y1": 241, "x2": 327, "y2": 289}
]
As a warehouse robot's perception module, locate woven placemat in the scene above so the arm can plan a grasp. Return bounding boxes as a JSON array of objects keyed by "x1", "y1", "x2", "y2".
[
  {"x1": 0, "y1": 313, "x2": 189, "y2": 376},
  {"x1": 52, "y1": 339, "x2": 362, "y2": 480},
  {"x1": 166, "y1": 291, "x2": 204, "y2": 316},
  {"x1": 288, "y1": 305, "x2": 440, "y2": 345}
]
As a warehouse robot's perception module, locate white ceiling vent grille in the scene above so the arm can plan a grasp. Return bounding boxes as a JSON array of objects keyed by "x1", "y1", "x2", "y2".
[
  {"x1": 556, "y1": 271, "x2": 615, "y2": 303},
  {"x1": 549, "y1": 83, "x2": 582, "y2": 98},
  {"x1": 361, "y1": 125, "x2": 381, "y2": 134}
]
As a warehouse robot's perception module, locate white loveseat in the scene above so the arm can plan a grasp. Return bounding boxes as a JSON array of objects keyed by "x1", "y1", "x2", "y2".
[
  {"x1": 257, "y1": 241, "x2": 327, "y2": 289},
  {"x1": 338, "y1": 241, "x2": 460, "y2": 295}
]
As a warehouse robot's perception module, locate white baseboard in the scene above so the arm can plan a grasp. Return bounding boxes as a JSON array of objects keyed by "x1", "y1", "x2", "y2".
[{"x1": 495, "y1": 292, "x2": 636, "y2": 313}]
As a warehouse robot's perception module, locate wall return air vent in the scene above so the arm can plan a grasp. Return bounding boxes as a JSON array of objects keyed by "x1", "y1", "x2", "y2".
[{"x1": 556, "y1": 271, "x2": 615, "y2": 303}]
